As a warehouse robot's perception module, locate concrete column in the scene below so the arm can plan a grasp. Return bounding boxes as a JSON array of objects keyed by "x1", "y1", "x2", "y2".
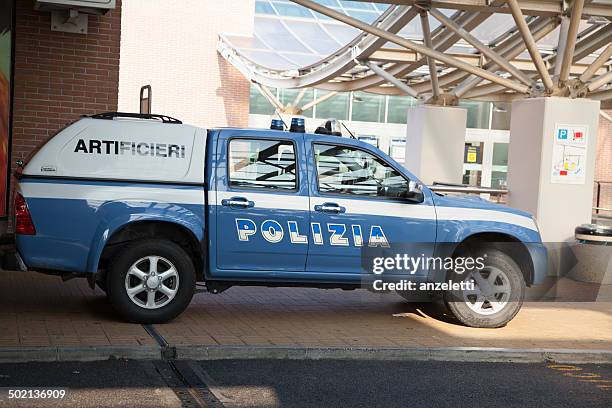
[
  {"x1": 507, "y1": 97, "x2": 600, "y2": 242},
  {"x1": 403, "y1": 105, "x2": 467, "y2": 185}
]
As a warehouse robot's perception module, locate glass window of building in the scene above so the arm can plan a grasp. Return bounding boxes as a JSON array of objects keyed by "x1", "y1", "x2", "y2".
[
  {"x1": 460, "y1": 100, "x2": 491, "y2": 129},
  {"x1": 315, "y1": 90, "x2": 349, "y2": 120},
  {"x1": 279, "y1": 88, "x2": 314, "y2": 117},
  {"x1": 249, "y1": 85, "x2": 276, "y2": 115},
  {"x1": 491, "y1": 142, "x2": 509, "y2": 189},
  {"x1": 340, "y1": 1, "x2": 375, "y2": 10},
  {"x1": 491, "y1": 171, "x2": 508, "y2": 190},
  {"x1": 387, "y1": 95, "x2": 416, "y2": 124},
  {"x1": 345, "y1": 10, "x2": 379, "y2": 23},
  {"x1": 255, "y1": 0, "x2": 275, "y2": 14},
  {"x1": 272, "y1": 2, "x2": 313, "y2": 18},
  {"x1": 463, "y1": 142, "x2": 483, "y2": 186},
  {"x1": 315, "y1": 0, "x2": 341, "y2": 7},
  {"x1": 492, "y1": 142, "x2": 509, "y2": 167},
  {"x1": 351, "y1": 91, "x2": 385, "y2": 122},
  {"x1": 463, "y1": 170, "x2": 482, "y2": 186},
  {"x1": 491, "y1": 102, "x2": 512, "y2": 130}
]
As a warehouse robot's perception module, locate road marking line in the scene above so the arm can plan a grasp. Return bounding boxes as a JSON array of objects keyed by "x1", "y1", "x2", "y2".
[
  {"x1": 547, "y1": 364, "x2": 582, "y2": 371},
  {"x1": 546, "y1": 364, "x2": 610, "y2": 391},
  {"x1": 564, "y1": 373, "x2": 601, "y2": 378}
]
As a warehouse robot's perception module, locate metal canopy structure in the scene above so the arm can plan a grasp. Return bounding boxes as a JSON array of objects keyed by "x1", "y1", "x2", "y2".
[{"x1": 218, "y1": 0, "x2": 612, "y2": 109}]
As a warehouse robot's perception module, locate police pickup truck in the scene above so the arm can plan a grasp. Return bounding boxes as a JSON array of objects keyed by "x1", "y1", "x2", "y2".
[{"x1": 13, "y1": 112, "x2": 546, "y2": 328}]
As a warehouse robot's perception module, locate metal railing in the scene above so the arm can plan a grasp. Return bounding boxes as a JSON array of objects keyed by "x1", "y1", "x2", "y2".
[
  {"x1": 429, "y1": 181, "x2": 612, "y2": 215},
  {"x1": 428, "y1": 182, "x2": 508, "y2": 203}
]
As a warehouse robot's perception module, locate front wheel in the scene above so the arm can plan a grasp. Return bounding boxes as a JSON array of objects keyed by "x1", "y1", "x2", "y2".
[
  {"x1": 444, "y1": 248, "x2": 525, "y2": 328},
  {"x1": 106, "y1": 239, "x2": 196, "y2": 323}
]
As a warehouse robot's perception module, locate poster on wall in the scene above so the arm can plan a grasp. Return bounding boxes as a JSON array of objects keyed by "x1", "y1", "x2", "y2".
[
  {"x1": 0, "y1": 0, "x2": 12, "y2": 217},
  {"x1": 551, "y1": 124, "x2": 588, "y2": 185}
]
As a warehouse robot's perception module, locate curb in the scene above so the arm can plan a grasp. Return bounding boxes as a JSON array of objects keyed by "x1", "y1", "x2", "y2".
[
  {"x1": 0, "y1": 345, "x2": 161, "y2": 363},
  {"x1": 174, "y1": 345, "x2": 612, "y2": 364},
  {"x1": 1, "y1": 345, "x2": 611, "y2": 364}
]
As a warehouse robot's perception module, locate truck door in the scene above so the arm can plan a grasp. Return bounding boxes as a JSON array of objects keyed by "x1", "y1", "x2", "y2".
[
  {"x1": 306, "y1": 140, "x2": 437, "y2": 279},
  {"x1": 214, "y1": 133, "x2": 310, "y2": 275}
]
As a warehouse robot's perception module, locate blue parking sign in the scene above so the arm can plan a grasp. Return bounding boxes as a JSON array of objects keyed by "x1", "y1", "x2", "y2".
[{"x1": 557, "y1": 128, "x2": 568, "y2": 140}]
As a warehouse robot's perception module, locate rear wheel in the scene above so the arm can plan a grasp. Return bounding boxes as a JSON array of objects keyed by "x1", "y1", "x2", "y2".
[
  {"x1": 444, "y1": 248, "x2": 525, "y2": 328},
  {"x1": 106, "y1": 239, "x2": 195, "y2": 323}
]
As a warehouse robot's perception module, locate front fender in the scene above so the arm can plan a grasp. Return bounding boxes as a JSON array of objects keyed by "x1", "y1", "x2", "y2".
[
  {"x1": 86, "y1": 200, "x2": 204, "y2": 272},
  {"x1": 437, "y1": 219, "x2": 541, "y2": 246},
  {"x1": 432, "y1": 220, "x2": 546, "y2": 285}
]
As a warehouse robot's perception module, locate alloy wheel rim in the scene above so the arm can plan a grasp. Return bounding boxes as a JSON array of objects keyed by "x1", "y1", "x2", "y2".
[
  {"x1": 124, "y1": 256, "x2": 179, "y2": 309},
  {"x1": 462, "y1": 266, "x2": 511, "y2": 316}
]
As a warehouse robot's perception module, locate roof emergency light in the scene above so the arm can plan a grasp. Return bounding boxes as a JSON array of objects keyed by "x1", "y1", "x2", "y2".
[
  {"x1": 270, "y1": 119, "x2": 284, "y2": 131},
  {"x1": 289, "y1": 118, "x2": 305, "y2": 133}
]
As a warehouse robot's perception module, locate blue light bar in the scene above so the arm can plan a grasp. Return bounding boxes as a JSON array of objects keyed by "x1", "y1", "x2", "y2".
[
  {"x1": 270, "y1": 119, "x2": 284, "y2": 130},
  {"x1": 290, "y1": 117, "x2": 305, "y2": 133}
]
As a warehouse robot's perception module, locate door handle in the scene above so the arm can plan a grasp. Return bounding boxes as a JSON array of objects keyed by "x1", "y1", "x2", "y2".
[
  {"x1": 314, "y1": 202, "x2": 346, "y2": 213},
  {"x1": 221, "y1": 197, "x2": 254, "y2": 208}
]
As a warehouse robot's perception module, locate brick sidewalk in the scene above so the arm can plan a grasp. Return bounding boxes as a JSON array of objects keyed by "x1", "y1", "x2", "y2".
[
  {"x1": 0, "y1": 270, "x2": 610, "y2": 351},
  {"x1": 0, "y1": 271, "x2": 155, "y2": 348}
]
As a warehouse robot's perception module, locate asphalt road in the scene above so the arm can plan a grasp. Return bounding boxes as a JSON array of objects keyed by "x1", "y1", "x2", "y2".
[{"x1": 0, "y1": 360, "x2": 610, "y2": 408}]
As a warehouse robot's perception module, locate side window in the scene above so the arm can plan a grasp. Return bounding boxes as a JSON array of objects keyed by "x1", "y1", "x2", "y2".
[
  {"x1": 229, "y1": 139, "x2": 297, "y2": 190},
  {"x1": 314, "y1": 143, "x2": 409, "y2": 198}
]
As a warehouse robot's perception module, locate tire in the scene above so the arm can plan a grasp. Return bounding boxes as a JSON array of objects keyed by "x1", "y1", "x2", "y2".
[
  {"x1": 444, "y1": 248, "x2": 525, "y2": 328},
  {"x1": 106, "y1": 239, "x2": 196, "y2": 323}
]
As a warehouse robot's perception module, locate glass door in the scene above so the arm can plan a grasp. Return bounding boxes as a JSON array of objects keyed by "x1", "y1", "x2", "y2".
[{"x1": 462, "y1": 142, "x2": 483, "y2": 186}]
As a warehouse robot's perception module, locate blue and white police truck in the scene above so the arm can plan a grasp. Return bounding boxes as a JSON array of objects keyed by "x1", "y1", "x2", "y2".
[{"x1": 12, "y1": 112, "x2": 547, "y2": 328}]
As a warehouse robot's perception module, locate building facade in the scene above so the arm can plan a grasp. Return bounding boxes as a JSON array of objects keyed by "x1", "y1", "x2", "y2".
[{"x1": 2, "y1": 0, "x2": 611, "y2": 228}]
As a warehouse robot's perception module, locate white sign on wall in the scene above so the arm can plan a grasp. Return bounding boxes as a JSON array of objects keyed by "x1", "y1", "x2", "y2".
[{"x1": 551, "y1": 124, "x2": 588, "y2": 184}]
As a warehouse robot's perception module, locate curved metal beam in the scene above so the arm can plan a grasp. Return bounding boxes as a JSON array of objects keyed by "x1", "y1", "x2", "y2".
[
  {"x1": 559, "y1": 0, "x2": 585, "y2": 82},
  {"x1": 293, "y1": 0, "x2": 529, "y2": 94},
  {"x1": 429, "y1": 7, "x2": 535, "y2": 87},
  {"x1": 316, "y1": 10, "x2": 489, "y2": 92},
  {"x1": 218, "y1": 5, "x2": 418, "y2": 89},
  {"x1": 454, "y1": 16, "x2": 558, "y2": 97},
  {"x1": 362, "y1": 0, "x2": 612, "y2": 18},
  {"x1": 419, "y1": 10, "x2": 441, "y2": 97},
  {"x1": 365, "y1": 61, "x2": 420, "y2": 97},
  {"x1": 587, "y1": 70, "x2": 612, "y2": 92},
  {"x1": 548, "y1": 23, "x2": 612, "y2": 67},
  {"x1": 580, "y1": 44, "x2": 612, "y2": 83},
  {"x1": 505, "y1": 0, "x2": 554, "y2": 91}
]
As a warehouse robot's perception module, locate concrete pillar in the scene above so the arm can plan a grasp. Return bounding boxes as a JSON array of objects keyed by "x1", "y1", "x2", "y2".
[
  {"x1": 507, "y1": 97, "x2": 600, "y2": 242},
  {"x1": 403, "y1": 105, "x2": 467, "y2": 185}
]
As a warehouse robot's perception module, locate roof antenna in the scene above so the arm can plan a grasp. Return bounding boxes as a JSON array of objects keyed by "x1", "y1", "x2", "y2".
[
  {"x1": 340, "y1": 121, "x2": 356, "y2": 139},
  {"x1": 275, "y1": 110, "x2": 288, "y2": 130}
]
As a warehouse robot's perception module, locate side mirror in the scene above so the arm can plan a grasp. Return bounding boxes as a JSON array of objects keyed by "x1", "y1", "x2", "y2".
[{"x1": 404, "y1": 180, "x2": 424, "y2": 203}]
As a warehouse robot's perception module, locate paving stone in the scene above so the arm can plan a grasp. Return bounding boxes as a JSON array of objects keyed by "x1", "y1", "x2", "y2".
[{"x1": 1, "y1": 270, "x2": 610, "y2": 353}]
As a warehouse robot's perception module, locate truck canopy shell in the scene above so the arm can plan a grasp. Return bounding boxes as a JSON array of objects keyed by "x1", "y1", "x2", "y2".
[{"x1": 22, "y1": 117, "x2": 207, "y2": 184}]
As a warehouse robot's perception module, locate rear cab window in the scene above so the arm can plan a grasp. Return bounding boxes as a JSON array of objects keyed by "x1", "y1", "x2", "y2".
[{"x1": 228, "y1": 138, "x2": 297, "y2": 191}]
